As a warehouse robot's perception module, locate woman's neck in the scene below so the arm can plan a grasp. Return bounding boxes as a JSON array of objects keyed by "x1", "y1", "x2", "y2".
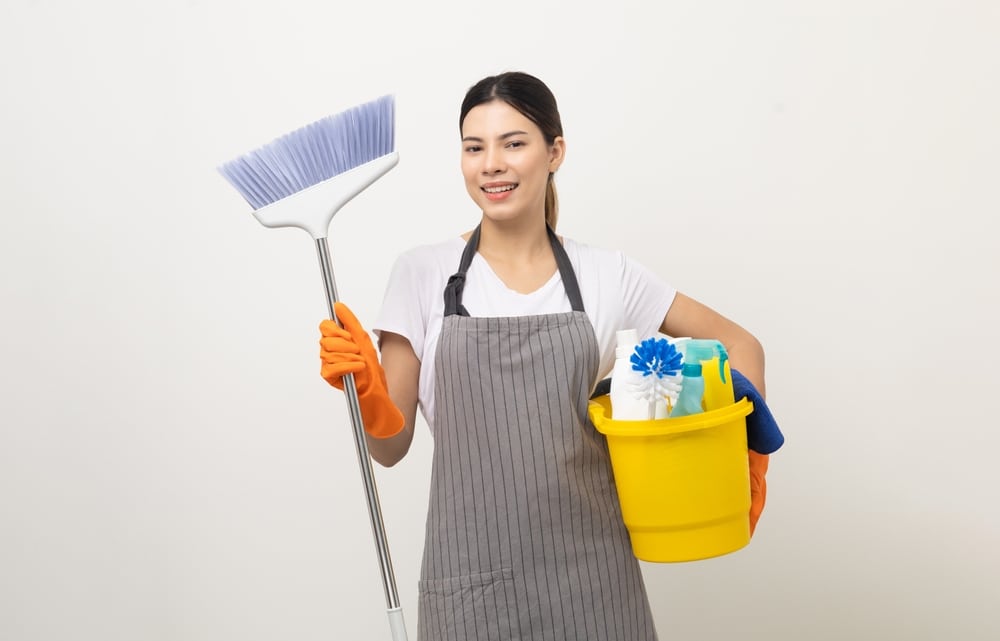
[
  {"x1": 473, "y1": 215, "x2": 552, "y2": 263},
  {"x1": 464, "y1": 215, "x2": 559, "y2": 294}
]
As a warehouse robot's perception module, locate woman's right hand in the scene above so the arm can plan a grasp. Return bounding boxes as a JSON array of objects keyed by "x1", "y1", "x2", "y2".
[
  {"x1": 319, "y1": 308, "x2": 371, "y2": 394},
  {"x1": 320, "y1": 301, "x2": 392, "y2": 396},
  {"x1": 318, "y1": 302, "x2": 403, "y2": 438}
]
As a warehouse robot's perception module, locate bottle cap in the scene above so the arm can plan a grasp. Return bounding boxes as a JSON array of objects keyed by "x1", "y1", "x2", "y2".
[
  {"x1": 616, "y1": 329, "x2": 641, "y2": 359},
  {"x1": 681, "y1": 362, "x2": 702, "y2": 376},
  {"x1": 616, "y1": 329, "x2": 639, "y2": 347}
]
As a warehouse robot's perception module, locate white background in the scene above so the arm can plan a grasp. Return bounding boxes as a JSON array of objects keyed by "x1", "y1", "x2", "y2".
[{"x1": 2, "y1": 1, "x2": 998, "y2": 639}]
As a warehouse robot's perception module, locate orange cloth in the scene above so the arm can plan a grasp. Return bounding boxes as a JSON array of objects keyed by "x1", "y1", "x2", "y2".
[
  {"x1": 319, "y1": 302, "x2": 404, "y2": 439},
  {"x1": 748, "y1": 451, "x2": 768, "y2": 535}
]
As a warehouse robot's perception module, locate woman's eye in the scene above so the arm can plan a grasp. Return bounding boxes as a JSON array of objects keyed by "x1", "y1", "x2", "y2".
[
  {"x1": 506, "y1": 140, "x2": 524, "y2": 149},
  {"x1": 464, "y1": 145, "x2": 481, "y2": 153}
]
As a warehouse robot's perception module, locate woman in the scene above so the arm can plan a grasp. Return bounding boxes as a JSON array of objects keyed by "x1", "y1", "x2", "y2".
[{"x1": 320, "y1": 71, "x2": 768, "y2": 641}]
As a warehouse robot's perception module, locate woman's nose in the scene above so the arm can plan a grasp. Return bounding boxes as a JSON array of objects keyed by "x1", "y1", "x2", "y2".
[{"x1": 482, "y1": 146, "x2": 504, "y2": 174}]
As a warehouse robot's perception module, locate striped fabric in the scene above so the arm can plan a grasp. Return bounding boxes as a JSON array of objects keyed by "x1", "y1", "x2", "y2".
[{"x1": 417, "y1": 312, "x2": 658, "y2": 641}]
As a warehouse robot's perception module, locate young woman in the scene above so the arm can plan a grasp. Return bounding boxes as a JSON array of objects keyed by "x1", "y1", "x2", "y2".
[{"x1": 320, "y1": 71, "x2": 768, "y2": 641}]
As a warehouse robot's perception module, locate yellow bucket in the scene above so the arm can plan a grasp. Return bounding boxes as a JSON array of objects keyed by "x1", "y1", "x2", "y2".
[{"x1": 589, "y1": 395, "x2": 754, "y2": 563}]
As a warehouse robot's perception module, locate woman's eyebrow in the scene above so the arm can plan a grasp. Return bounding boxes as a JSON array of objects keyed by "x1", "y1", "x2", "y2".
[{"x1": 461, "y1": 130, "x2": 529, "y2": 142}]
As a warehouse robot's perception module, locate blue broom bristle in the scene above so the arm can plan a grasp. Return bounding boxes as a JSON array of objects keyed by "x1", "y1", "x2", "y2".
[{"x1": 219, "y1": 95, "x2": 395, "y2": 210}]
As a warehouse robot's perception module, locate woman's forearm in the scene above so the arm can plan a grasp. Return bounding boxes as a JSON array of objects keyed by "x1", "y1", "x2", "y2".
[
  {"x1": 366, "y1": 423, "x2": 415, "y2": 467},
  {"x1": 724, "y1": 333, "x2": 766, "y2": 400},
  {"x1": 370, "y1": 331, "x2": 422, "y2": 467}
]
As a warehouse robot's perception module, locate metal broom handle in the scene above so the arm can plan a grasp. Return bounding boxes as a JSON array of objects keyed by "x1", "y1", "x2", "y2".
[{"x1": 315, "y1": 238, "x2": 407, "y2": 639}]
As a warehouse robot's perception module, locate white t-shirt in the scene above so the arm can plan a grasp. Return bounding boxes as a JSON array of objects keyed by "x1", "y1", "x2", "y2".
[{"x1": 373, "y1": 235, "x2": 676, "y2": 431}]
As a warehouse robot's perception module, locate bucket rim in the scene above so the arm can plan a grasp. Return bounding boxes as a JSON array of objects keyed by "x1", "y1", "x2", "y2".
[{"x1": 588, "y1": 396, "x2": 753, "y2": 436}]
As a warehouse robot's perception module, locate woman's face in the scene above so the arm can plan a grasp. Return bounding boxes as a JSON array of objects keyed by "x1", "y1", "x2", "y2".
[{"x1": 460, "y1": 100, "x2": 564, "y2": 223}]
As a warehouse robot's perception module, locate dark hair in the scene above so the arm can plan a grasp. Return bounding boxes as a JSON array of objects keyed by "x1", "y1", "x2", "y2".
[{"x1": 459, "y1": 72, "x2": 563, "y2": 229}]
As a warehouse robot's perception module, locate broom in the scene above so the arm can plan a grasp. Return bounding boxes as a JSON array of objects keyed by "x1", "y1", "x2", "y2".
[{"x1": 218, "y1": 95, "x2": 407, "y2": 641}]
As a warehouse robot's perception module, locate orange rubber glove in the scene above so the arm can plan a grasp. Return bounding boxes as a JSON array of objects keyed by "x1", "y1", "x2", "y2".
[
  {"x1": 748, "y1": 451, "x2": 769, "y2": 536},
  {"x1": 319, "y1": 302, "x2": 404, "y2": 439}
]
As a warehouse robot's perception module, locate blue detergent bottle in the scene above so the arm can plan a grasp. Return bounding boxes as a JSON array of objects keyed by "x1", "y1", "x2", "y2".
[
  {"x1": 683, "y1": 339, "x2": 733, "y2": 411},
  {"x1": 669, "y1": 361, "x2": 704, "y2": 418}
]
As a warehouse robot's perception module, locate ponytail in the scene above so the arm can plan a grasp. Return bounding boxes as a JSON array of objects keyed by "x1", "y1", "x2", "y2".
[{"x1": 544, "y1": 174, "x2": 558, "y2": 230}]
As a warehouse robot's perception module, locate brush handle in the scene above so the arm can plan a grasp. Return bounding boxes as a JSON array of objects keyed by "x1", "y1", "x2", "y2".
[{"x1": 315, "y1": 238, "x2": 408, "y2": 639}]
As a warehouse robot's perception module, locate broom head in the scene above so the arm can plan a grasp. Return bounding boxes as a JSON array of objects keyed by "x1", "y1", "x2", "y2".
[{"x1": 218, "y1": 95, "x2": 398, "y2": 239}]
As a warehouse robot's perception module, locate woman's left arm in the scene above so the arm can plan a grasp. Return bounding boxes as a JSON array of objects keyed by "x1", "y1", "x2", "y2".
[{"x1": 660, "y1": 292, "x2": 766, "y2": 399}]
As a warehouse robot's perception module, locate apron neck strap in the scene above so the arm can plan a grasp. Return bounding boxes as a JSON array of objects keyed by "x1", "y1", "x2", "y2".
[{"x1": 444, "y1": 224, "x2": 586, "y2": 317}]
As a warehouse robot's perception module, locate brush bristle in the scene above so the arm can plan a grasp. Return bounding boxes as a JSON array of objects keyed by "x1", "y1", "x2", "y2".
[{"x1": 219, "y1": 95, "x2": 395, "y2": 210}]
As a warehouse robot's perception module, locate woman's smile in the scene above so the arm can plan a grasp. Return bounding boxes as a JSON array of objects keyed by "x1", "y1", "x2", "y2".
[{"x1": 482, "y1": 181, "x2": 518, "y2": 200}]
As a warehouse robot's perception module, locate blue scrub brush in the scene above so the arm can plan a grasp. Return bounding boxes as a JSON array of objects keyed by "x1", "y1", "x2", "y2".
[
  {"x1": 629, "y1": 337, "x2": 684, "y2": 417},
  {"x1": 218, "y1": 95, "x2": 407, "y2": 641}
]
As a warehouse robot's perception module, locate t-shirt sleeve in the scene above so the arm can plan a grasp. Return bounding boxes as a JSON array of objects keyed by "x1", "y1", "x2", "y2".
[
  {"x1": 372, "y1": 251, "x2": 429, "y2": 360},
  {"x1": 620, "y1": 252, "x2": 677, "y2": 340}
]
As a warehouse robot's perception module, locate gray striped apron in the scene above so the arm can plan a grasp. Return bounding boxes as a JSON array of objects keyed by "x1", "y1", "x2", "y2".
[{"x1": 417, "y1": 225, "x2": 657, "y2": 641}]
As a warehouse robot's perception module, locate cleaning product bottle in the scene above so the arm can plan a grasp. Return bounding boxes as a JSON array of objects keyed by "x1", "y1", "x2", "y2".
[
  {"x1": 610, "y1": 329, "x2": 654, "y2": 420},
  {"x1": 669, "y1": 362, "x2": 704, "y2": 417},
  {"x1": 683, "y1": 339, "x2": 734, "y2": 411}
]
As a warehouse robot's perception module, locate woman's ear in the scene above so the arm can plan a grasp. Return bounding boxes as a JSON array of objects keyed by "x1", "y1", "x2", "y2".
[{"x1": 549, "y1": 136, "x2": 566, "y2": 173}]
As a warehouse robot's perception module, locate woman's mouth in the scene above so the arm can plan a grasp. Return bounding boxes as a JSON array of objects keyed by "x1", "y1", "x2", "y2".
[{"x1": 482, "y1": 183, "x2": 517, "y2": 201}]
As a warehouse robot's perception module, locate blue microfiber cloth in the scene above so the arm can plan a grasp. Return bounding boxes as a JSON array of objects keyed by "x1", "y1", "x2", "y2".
[{"x1": 731, "y1": 368, "x2": 784, "y2": 454}]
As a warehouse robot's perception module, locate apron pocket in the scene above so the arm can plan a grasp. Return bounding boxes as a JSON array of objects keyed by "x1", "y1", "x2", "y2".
[{"x1": 418, "y1": 567, "x2": 514, "y2": 641}]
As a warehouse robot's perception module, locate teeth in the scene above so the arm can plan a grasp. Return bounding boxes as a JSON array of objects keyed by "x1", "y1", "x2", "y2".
[{"x1": 484, "y1": 184, "x2": 516, "y2": 193}]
